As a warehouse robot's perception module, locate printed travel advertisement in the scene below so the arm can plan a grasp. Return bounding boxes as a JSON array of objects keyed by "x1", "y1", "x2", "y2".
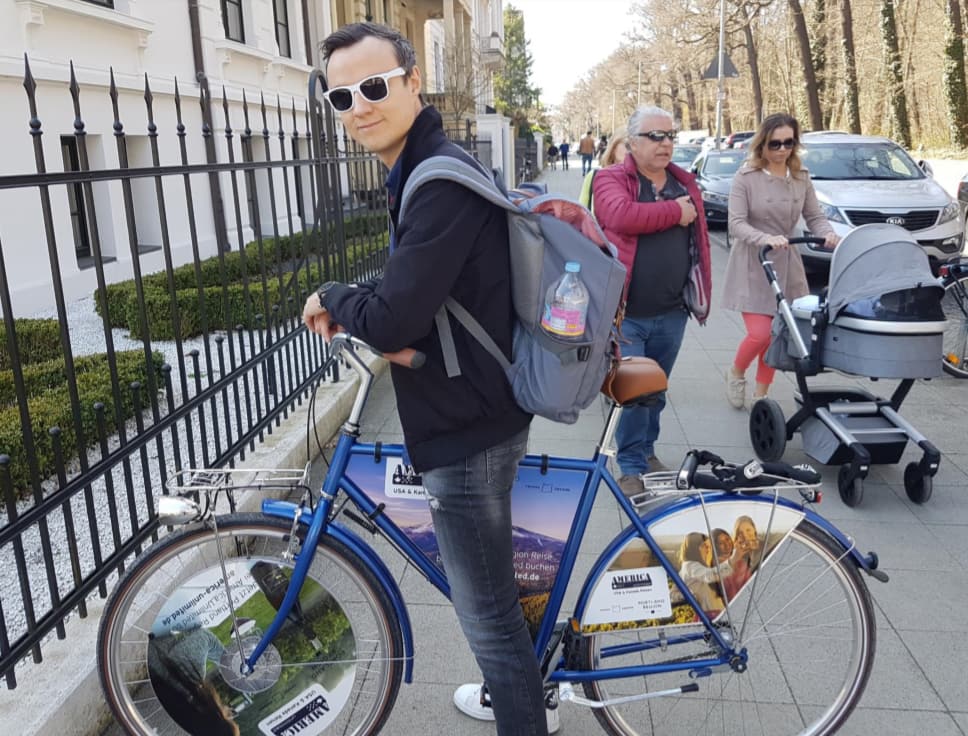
[
  {"x1": 581, "y1": 501, "x2": 804, "y2": 632},
  {"x1": 149, "y1": 559, "x2": 354, "y2": 735},
  {"x1": 347, "y1": 454, "x2": 586, "y2": 635}
]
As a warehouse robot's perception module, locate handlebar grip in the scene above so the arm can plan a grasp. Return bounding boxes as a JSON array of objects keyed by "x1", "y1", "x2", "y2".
[
  {"x1": 759, "y1": 245, "x2": 773, "y2": 263},
  {"x1": 380, "y1": 347, "x2": 426, "y2": 369}
]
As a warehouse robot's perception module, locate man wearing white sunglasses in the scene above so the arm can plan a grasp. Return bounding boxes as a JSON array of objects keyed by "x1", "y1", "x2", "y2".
[{"x1": 302, "y1": 22, "x2": 552, "y2": 736}]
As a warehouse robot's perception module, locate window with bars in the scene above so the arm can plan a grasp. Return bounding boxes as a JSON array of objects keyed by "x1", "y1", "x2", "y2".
[
  {"x1": 221, "y1": 0, "x2": 244, "y2": 43},
  {"x1": 273, "y1": 0, "x2": 291, "y2": 58}
]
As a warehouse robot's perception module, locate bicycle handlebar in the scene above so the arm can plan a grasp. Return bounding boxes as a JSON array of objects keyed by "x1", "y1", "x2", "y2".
[
  {"x1": 332, "y1": 333, "x2": 426, "y2": 370},
  {"x1": 677, "y1": 449, "x2": 821, "y2": 492}
]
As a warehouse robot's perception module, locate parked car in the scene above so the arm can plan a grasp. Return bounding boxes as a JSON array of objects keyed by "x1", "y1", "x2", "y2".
[
  {"x1": 797, "y1": 132, "x2": 962, "y2": 272},
  {"x1": 690, "y1": 149, "x2": 746, "y2": 226},
  {"x1": 726, "y1": 130, "x2": 755, "y2": 149},
  {"x1": 671, "y1": 144, "x2": 702, "y2": 168}
]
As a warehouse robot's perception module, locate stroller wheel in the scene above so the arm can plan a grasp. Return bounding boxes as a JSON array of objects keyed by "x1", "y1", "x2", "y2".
[
  {"x1": 903, "y1": 462, "x2": 933, "y2": 504},
  {"x1": 838, "y1": 465, "x2": 864, "y2": 507},
  {"x1": 748, "y1": 398, "x2": 787, "y2": 462}
]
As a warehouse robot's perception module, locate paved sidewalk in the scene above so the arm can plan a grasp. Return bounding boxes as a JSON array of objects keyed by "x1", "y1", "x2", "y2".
[{"x1": 347, "y1": 164, "x2": 968, "y2": 735}]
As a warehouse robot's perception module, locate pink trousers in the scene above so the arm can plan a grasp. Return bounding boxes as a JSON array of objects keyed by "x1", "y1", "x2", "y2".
[{"x1": 734, "y1": 313, "x2": 775, "y2": 385}]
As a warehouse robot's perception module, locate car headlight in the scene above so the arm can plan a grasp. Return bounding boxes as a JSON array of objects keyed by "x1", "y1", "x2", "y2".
[
  {"x1": 939, "y1": 200, "x2": 960, "y2": 224},
  {"x1": 702, "y1": 190, "x2": 729, "y2": 205},
  {"x1": 819, "y1": 203, "x2": 847, "y2": 224}
]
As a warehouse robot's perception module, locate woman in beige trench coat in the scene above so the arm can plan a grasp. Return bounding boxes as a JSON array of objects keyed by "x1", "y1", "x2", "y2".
[{"x1": 722, "y1": 113, "x2": 840, "y2": 408}]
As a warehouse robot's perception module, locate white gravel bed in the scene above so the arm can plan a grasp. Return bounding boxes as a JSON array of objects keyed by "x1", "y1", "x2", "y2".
[{"x1": 0, "y1": 295, "x2": 337, "y2": 682}]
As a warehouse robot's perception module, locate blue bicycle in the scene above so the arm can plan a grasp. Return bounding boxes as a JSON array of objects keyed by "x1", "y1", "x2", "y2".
[{"x1": 98, "y1": 334, "x2": 883, "y2": 735}]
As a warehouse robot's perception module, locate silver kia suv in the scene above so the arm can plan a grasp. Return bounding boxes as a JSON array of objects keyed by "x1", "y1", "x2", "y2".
[{"x1": 797, "y1": 132, "x2": 962, "y2": 271}]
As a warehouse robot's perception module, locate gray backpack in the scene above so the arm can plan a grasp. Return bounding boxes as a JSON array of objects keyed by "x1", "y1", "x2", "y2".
[{"x1": 400, "y1": 156, "x2": 627, "y2": 424}]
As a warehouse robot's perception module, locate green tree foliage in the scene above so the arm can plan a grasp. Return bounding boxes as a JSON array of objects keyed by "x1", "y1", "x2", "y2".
[{"x1": 494, "y1": 5, "x2": 541, "y2": 136}]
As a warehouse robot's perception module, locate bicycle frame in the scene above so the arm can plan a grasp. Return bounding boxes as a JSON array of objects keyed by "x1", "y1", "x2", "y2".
[{"x1": 240, "y1": 339, "x2": 879, "y2": 692}]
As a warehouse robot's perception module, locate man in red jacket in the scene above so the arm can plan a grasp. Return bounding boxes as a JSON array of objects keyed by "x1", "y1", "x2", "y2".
[{"x1": 592, "y1": 106, "x2": 712, "y2": 496}]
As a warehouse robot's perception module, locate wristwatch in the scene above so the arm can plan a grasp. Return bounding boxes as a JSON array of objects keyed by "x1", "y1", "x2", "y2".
[{"x1": 316, "y1": 281, "x2": 339, "y2": 310}]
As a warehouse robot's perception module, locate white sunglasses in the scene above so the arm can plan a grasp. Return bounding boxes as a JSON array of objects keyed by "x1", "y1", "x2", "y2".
[{"x1": 323, "y1": 67, "x2": 407, "y2": 112}]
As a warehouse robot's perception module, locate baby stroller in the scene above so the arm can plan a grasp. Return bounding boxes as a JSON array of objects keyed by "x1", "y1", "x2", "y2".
[{"x1": 748, "y1": 224, "x2": 945, "y2": 507}]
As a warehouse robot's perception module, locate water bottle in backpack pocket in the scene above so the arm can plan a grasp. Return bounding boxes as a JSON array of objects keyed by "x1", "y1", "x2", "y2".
[{"x1": 400, "y1": 155, "x2": 627, "y2": 424}]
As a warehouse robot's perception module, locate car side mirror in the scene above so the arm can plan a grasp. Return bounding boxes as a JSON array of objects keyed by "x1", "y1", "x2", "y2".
[{"x1": 918, "y1": 160, "x2": 934, "y2": 177}]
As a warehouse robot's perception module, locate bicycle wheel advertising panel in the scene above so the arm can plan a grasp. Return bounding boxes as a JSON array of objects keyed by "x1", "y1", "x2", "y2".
[
  {"x1": 580, "y1": 501, "x2": 805, "y2": 632},
  {"x1": 147, "y1": 558, "x2": 355, "y2": 736}
]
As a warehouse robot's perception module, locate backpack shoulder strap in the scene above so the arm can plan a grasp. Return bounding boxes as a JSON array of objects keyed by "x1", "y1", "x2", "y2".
[{"x1": 399, "y1": 155, "x2": 515, "y2": 222}]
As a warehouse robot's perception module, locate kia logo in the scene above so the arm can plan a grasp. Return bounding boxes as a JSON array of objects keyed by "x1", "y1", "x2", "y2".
[{"x1": 886, "y1": 216, "x2": 906, "y2": 226}]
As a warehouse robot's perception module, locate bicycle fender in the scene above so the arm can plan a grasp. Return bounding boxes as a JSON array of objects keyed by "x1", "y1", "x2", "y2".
[
  {"x1": 262, "y1": 500, "x2": 416, "y2": 683},
  {"x1": 573, "y1": 493, "x2": 881, "y2": 630}
]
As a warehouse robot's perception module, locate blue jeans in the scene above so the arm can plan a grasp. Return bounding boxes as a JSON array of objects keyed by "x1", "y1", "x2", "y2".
[
  {"x1": 422, "y1": 427, "x2": 547, "y2": 736},
  {"x1": 581, "y1": 153, "x2": 594, "y2": 174},
  {"x1": 615, "y1": 309, "x2": 688, "y2": 475}
]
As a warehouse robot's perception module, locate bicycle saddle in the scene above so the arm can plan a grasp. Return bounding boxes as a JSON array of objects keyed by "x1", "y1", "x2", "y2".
[{"x1": 600, "y1": 356, "x2": 668, "y2": 406}]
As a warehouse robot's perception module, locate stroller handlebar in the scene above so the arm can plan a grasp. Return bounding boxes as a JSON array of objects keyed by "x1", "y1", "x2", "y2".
[{"x1": 759, "y1": 237, "x2": 827, "y2": 263}]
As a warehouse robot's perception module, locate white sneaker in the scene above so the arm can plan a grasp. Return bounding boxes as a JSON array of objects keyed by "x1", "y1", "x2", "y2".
[
  {"x1": 725, "y1": 368, "x2": 746, "y2": 409},
  {"x1": 453, "y1": 683, "x2": 561, "y2": 734}
]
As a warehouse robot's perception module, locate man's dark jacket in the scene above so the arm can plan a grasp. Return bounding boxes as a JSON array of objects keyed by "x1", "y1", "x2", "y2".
[{"x1": 321, "y1": 106, "x2": 531, "y2": 472}]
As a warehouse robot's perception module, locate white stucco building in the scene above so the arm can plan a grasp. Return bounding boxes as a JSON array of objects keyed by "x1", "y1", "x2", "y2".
[{"x1": 0, "y1": 0, "x2": 509, "y2": 316}]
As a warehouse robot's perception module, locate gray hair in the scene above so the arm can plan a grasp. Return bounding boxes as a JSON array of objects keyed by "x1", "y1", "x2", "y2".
[{"x1": 627, "y1": 106, "x2": 675, "y2": 140}]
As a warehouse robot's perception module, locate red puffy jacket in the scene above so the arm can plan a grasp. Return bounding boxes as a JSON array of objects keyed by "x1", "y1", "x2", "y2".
[{"x1": 592, "y1": 154, "x2": 712, "y2": 324}]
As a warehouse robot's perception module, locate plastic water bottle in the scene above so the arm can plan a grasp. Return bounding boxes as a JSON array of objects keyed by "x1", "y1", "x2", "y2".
[{"x1": 541, "y1": 261, "x2": 589, "y2": 339}]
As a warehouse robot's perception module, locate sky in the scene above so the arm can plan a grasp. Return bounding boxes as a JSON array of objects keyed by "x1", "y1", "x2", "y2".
[{"x1": 507, "y1": 0, "x2": 639, "y2": 108}]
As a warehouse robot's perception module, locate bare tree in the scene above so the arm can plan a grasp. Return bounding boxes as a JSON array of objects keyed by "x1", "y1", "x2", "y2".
[
  {"x1": 839, "y1": 0, "x2": 862, "y2": 133},
  {"x1": 942, "y1": 0, "x2": 968, "y2": 146},
  {"x1": 880, "y1": 0, "x2": 911, "y2": 146},
  {"x1": 788, "y1": 0, "x2": 824, "y2": 130}
]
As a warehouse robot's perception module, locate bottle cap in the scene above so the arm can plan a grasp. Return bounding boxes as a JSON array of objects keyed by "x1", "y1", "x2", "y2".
[{"x1": 565, "y1": 261, "x2": 580, "y2": 273}]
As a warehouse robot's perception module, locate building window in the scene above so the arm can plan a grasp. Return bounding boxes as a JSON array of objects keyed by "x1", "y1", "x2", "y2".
[
  {"x1": 273, "y1": 0, "x2": 291, "y2": 58},
  {"x1": 221, "y1": 0, "x2": 244, "y2": 43},
  {"x1": 61, "y1": 137, "x2": 93, "y2": 262},
  {"x1": 82, "y1": 0, "x2": 114, "y2": 7}
]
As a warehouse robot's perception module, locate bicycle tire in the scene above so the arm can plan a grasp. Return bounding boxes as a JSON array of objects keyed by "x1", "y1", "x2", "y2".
[
  {"x1": 98, "y1": 513, "x2": 404, "y2": 736},
  {"x1": 579, "y1": 518, "x2": 876, "y2": 736},
  {"x1": 941, "y1": 274, "x2": 968, "y2": 378}
]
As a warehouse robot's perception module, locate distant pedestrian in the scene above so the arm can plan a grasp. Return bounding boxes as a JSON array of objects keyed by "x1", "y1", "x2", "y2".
[
  {"x1": 558, "y1": 140, "x2": 570, "y2": 169},
  {"x1": 722, "y1": 112, "x2": 840, "y2": 408},
  {"x1": 547, "y1": 142, "x2": 559, "y2": 170},
  {"x1": 597, "y1": 135, "x2": 608, "y2": 157},
  {"x1": 578, "y1": 130, "x2": 597, "y2": 175}
]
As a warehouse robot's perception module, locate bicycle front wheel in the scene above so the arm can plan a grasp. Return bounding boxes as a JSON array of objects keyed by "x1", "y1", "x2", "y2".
[
  {"x1": 580, "y1": 519, "x2": 876, "y2": 736},
  {"x1": 98, "y1": 513, "x2": 404, "y2": 736},
  {"x1": 942, "y1": 273, "x2": 968, "y2": 378}
]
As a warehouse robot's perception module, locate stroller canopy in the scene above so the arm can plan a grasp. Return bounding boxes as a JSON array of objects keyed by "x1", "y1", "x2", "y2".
[{"x1": 826, "y1": 223, "x2": 942, "y2": 318}]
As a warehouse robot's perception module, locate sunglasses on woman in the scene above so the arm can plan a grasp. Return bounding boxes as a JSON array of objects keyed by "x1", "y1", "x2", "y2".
[
  {"x1": 323, "y1": 67, "x2": 406, "y2": 112},
  {"x1": 767, "y1": 138, "x2": 796, "y2": 151}
]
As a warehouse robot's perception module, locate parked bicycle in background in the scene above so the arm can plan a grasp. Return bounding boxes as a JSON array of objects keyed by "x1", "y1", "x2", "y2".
[{"x1": 940, "y1": 258, "x2": 968, "y2": 377}]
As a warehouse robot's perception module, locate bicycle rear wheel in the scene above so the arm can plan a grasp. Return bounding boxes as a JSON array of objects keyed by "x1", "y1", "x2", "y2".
[
  {"x1": 579, "y1": 519, "x2": 875, "y2": 736},
  {"x1": 941, "y1": 274, "x2": 968, "y2": 378},
  {"x1": 98, "y1": 513, "x2": 403, "y2": 736}
]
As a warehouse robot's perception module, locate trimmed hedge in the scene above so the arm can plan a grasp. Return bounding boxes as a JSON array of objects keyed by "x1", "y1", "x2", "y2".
[
  {"x1": 0, "y1": 349, "x2": 164, "y2": 495},
  {"x1": 0, "y1": 319, "x2": 63, "y2": 370},
  {"x1": 106, "y1": 233, "x2": 389, "y2": 340},
  {"x1": 96, "y1": 213, "x2": 388, "y2": 337}
]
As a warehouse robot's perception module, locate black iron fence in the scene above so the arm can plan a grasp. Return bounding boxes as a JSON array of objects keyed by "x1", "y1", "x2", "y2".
[
  {"x1": 515, "y1": 137, "x2": 539, "y2": 185},
  {"x1": 0, "y1": 59, "x2": 389, "y2": 688}
]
